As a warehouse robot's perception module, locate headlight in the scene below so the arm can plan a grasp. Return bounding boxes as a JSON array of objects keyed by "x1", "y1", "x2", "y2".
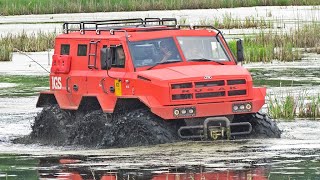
[
  {"x1": 174, "y1": 109, "x2": 180, "y2": 116},
  {"x1": 246, "y1": 103, "x2": 252, "y2": 110},
  {"x1": 173, "y1": 107, "x2": 196, "y2": 117},
  {"x1": 232, "y1": 102, "x2": 252, "y2": 113},
  {"x1": 233, "y1": 106, "x2": 239, "y2": 111}
]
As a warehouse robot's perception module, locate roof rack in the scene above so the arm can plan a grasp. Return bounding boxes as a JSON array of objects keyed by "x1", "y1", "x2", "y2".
[{"x1": 63, "y1": 18, "x2": 178, "y2": 34}]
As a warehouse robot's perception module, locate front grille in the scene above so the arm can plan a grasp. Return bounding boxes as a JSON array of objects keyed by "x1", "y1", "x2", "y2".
[
  {"x1": 195, "y1": 80, "x2": 224, "y2": 88},
  {"x1": 171, "y1": 79, "x2": 247, "y2": 100},
  {"x1": 228, "y1": 90, "x2": 247, "y2": 96},
  {"x1": 171, "y1": 83, "x2": 193, "y2": 89},
  {"x1": 195, "y1": 92, "x2": 225, "y2": 99},
  {"x1": 172, "y1": 94, "x2": 193, "y2": 100},
  {"x1": 227, "y1": 79, "x2": 246, "y2": 85}
]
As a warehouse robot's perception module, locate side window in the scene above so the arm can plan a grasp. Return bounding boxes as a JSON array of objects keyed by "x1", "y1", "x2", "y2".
[
  {"x1": 60, "y1": 44, "x2": 70, "y2": 55},
  {"x1": 111, "y1": 46, "x2": 125, "y2": 68},
  {"x1": 77, "y1": 44, "x2": 87, "y2": 56}
]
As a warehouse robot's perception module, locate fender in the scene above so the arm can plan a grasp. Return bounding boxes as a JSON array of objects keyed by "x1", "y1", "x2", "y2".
[
  {"x1": 37, "y1": 91, "x2": 118, "y2": 112},
  {"x1": 36, "y1": 91, "x2": 57, "y2": 107}
]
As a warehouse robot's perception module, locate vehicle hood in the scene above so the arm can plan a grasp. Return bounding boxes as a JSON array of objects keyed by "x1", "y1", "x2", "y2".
[{"x1": 137, "y1": 65, "x2": 250, "y2": 81}]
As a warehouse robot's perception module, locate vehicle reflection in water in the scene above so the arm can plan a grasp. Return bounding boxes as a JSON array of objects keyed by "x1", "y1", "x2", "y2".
[
  {"x1": 1, "y1": 149, "x2": 320, "y2": 180},
  {"x1": 37, "y1": 156, "x2": 269, "y2": 180}
]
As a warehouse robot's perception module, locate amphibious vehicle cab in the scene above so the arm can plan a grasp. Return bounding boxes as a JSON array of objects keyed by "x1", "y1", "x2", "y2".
[{"x1": 33, "y1": 18, "x2": 280, "y2": 147}]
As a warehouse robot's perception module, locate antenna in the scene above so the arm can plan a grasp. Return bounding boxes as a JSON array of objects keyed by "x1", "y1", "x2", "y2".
[{"x1": 13, "y1": 48, "x2": 50, "y2": 73}]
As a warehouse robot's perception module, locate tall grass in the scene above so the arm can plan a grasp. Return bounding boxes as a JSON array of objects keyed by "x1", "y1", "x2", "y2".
[
  {"x1": 229, "y1": 23, "x2": 320, "y2": 63},
  {"x1": 0, "y1": 0, "x2": 319, "y2": 15},
  {"x1": 0, "y1": 32, "x2": 55, "y2": 61},
  {"x1": 268, "y1": 93, "x2": 296, "y2": 120},
  {"x1": 268, "y1": 93, "x2": 320, "y2": 120}
]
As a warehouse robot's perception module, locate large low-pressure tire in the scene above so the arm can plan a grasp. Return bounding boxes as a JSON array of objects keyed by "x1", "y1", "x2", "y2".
[
  {"x1": 234, "y1": 112, "x2": 281, "y2": 138},
  {"x1": 30, "y1": 105, "x2": 73, "y2": 145},
  {"x1": 101, "y1": 108, "x2": 181, "y2": 148},
  {"x1": 250, "y1": 112, "x2": 281, "y2": 138},
  {"x1": 68, "y1": 110, "x2": 112, "y2": 147}
]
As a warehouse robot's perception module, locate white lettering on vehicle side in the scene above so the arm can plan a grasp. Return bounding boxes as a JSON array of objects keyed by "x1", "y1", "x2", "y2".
[{"x1": 52, "y1": 77, "x2": 62, "y2": 90}]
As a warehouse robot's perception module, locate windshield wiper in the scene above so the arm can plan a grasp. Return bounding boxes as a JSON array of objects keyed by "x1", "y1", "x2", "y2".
[
  {"x1": 189, "y1": 58, "x2": 225, "y2": 65},
  {"x1": 147, "y1": 60, "x2": 181, "y2": 70}
]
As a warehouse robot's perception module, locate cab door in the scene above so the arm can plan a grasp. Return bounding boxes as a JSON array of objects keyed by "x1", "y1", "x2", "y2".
[
  {"x1": 86, "y1": 40, "x2": 126, "y2": 95},
  {"x1": 105, "y1": 41, "x2": 127, "y2": 97},
  {"x1": 86, "y1": 40, "x2": 127, "y2": 112}
]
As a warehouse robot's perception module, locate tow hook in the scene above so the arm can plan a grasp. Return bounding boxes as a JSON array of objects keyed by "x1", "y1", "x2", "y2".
[
  {"x1": 209, "y1": 127, "x2": 223, "y2": 140},
  {"x1": 178, "y1": 117, "x2": 252, "y2": 140},
  {"x1": 208, "y1": 126, "x2": 229, "y2": 140}
]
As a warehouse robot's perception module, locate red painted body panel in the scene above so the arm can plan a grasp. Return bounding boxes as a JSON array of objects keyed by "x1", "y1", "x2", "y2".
[{"x1": 40, "y1": 27, "x2": 267, "y2": 120}]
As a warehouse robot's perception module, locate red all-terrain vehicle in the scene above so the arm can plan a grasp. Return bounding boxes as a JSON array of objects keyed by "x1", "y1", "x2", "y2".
[{"x1": 32, "y1": 18, "x2": 280, "y2": 147}]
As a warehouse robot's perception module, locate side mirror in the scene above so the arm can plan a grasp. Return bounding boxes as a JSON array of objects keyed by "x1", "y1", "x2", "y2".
[
  {"x1": 100, "y1": 48, "x2": 112, "y2": 70},
  {"x1": 236, "y1": 39, "x2": 244, "y2": 62}
]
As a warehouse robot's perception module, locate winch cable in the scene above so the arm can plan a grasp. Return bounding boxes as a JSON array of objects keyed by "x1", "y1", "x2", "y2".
[{"x1": 13, "y1": 48, "x2": 50, "y2": 73}]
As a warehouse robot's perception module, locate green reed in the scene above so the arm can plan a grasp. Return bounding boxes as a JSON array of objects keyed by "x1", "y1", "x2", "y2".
[
  {"x1": 0, "y1": 31, "x2": 56, "y2": 61},
  {"x1": 0, "y1": 0, "x2": 319, "y2": 15}
]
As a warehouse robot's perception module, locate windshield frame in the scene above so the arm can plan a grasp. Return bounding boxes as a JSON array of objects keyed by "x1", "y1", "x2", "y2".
[{"x1": 176, "y1": 36, "x2": 232, "y2": 62}]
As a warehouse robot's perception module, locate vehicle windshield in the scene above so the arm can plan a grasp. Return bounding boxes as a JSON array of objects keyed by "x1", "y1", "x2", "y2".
[
  {"x1": 177, "y1": 36, "x2": 230, "y2": 62},
  {"x1": 129, "y1": 37, "x2": 182, "y2": 68}
]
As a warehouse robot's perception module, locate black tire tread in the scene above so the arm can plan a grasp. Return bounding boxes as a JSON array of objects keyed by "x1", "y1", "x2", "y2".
[
  {"x1": 233, "y1": 112, "x2": 281, "y2": 138},
  {"x1": 101, "y1": 108, "x2": 180, "y2": 147},
  {"x1": 31, "y1": 105, "x2": 73, "y2": 145},
  {"x1": 250, "y1": 112, "x2": 281, "y2": 138}
]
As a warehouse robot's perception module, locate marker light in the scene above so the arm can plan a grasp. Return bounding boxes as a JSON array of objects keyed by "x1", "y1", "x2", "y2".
[{"x1": 174, "y1": 109, "x2": 180, "y2": 116}]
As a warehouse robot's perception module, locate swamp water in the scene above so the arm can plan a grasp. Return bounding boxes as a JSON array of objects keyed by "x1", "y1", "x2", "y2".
[{"x1": 0, "y1": 53, "x2": 319, "y2": 179}]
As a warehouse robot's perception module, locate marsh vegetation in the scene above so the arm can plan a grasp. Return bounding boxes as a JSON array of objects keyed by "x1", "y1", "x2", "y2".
[
  {"x1": 228, "y1": 23, "x2": 320, "y2": 63},
  {"x1": 0, "y1": 0, "x2": 319, "y2": 15},
  {"x1": 180, "y1": 15, "x2": 273, "y2": 29},
  {"x1": 268, "y1": 92, "x2": 320, "y2": 120},
  {"x1": 1, "y1": 21, "x2": 319, "y2": 62},
  {"x1": 0, "y1": 32, "x2": 55, "y2": 61}
]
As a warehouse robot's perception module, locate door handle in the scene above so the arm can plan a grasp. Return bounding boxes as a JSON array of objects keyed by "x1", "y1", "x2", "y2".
[
  {"x1": 100, "y1": 78, "x2": 108, "y2": 93},
  {"x1": 66, "y1": 77, "x2": 71, "y2": 93}
]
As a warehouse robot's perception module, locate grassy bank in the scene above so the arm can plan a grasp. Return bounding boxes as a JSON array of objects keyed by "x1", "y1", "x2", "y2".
[
  {"x1": 0, "y1": 32, "x2": 55, "y2": 61},
  {"x1": 0, "y1": 0, "x2": 319, "y2": 15},
  {"x1": 268, "y1": 93, "x2": 320, "y2": 120},
  {"x1": 0, "y1": 75, "x2": 48, "y2": 97},
  {"x1": 228, "y1": 23, "x2": 320, "y2": 63}
]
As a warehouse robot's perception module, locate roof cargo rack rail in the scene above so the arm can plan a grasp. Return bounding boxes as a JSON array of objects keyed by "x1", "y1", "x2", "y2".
[{"x1": 63, "y1": 18, "x2": 178, "y2": 34}]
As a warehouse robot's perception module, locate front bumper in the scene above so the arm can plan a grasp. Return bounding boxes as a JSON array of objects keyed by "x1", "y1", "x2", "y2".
[{"x1": 151, "y1": 87, "x2": 266, "y2": 120}]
